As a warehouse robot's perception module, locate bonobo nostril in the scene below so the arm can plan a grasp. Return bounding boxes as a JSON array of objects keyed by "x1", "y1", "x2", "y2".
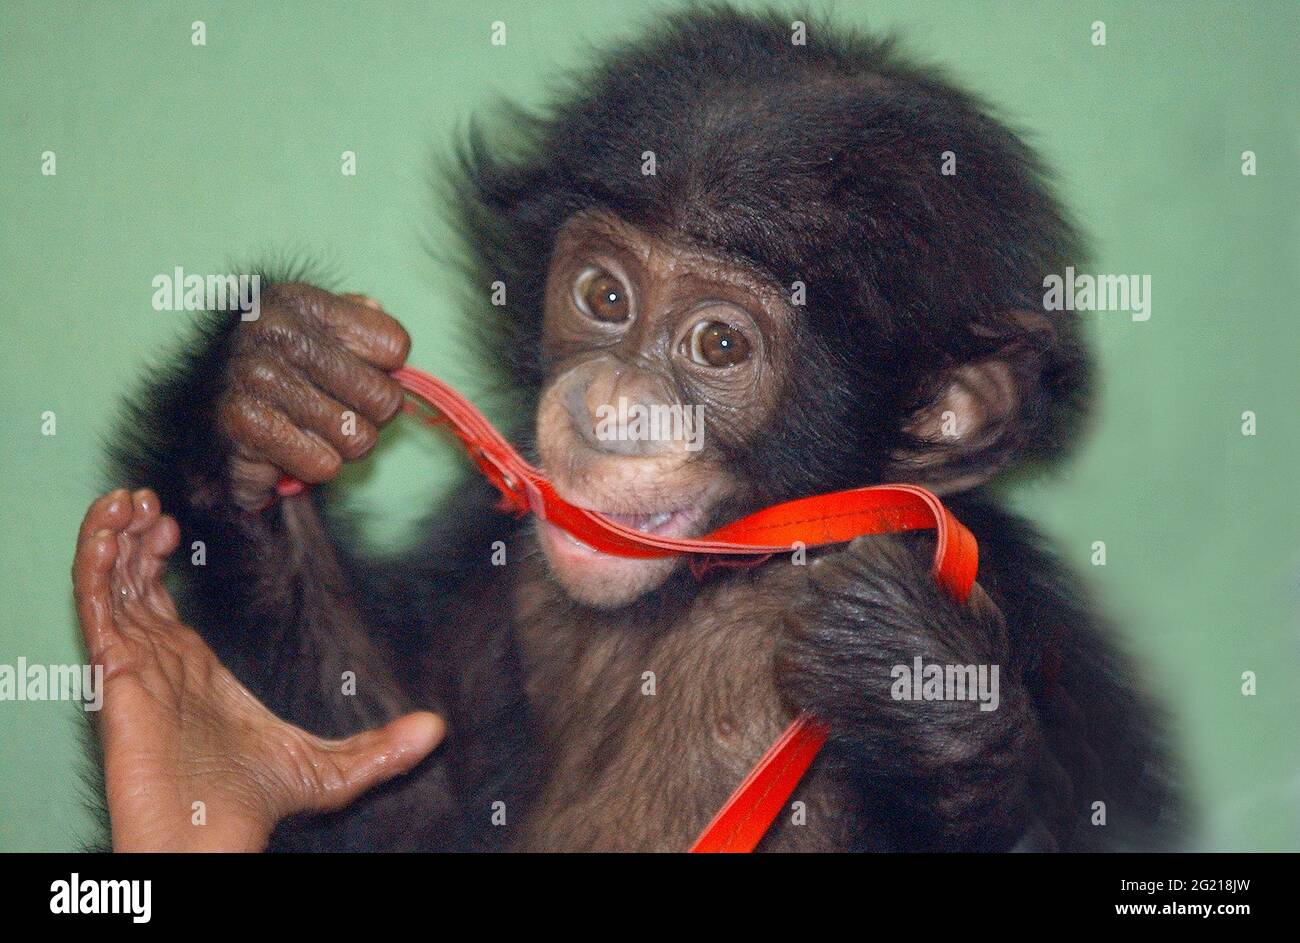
[{"x1": 560, "y1": 359, "x2": 681, "y2": 456}]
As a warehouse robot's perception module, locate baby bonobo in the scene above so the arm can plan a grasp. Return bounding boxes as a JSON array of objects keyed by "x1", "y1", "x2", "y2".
[{"x1": 78, "y1": 8, "x2": 1181, "y2": 851}]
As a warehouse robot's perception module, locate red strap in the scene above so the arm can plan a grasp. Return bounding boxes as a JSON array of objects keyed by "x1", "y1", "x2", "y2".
[
  {"x1": 281, "y1": 366, "x2": 979, "y2": 852},
  {"x1": 687, "y1": 714, "x2": 831, "y2": 852},
  {"x1": 388, "y1": 368, "x2": 978, "y2": 594}
]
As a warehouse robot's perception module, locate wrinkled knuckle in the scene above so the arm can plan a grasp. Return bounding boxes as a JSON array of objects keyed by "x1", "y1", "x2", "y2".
[
  {"x1": 259, "y1": 320, "x2": 313, "y2": 365},
  {"x1": 383, "y1": 319, "x2": 412, "y2": 364},
  {"x1": 303, "y1": 445, "x2": 342, "y2": 483},
  {"x1": 277, "y1": 283, "x2": 335, "y2": 327},
  {"x1": 374, "y1": 381, "x2": 406, "y2": 423},
  {"x1": 340, "y1": 419, "x2": 378, "y2": 459},
  {"x1": 217, "y1": 393, "x2": 262, "y2": 440},
  {"x1": 241, "y1": 357, "x2": 287, "y2": 396}
]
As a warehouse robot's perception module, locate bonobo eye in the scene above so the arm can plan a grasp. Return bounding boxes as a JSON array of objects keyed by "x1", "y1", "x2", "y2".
[
  {"x1": 686, "y1": 320, "x2": 751, "y2": 368},
  {"x1": 572, "y1": 266, "x2": 631, "y2": 323}
]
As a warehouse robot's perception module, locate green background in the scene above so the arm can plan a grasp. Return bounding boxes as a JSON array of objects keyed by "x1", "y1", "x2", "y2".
[{"x1": 1, "y1": 1, "x2": 1296, "y2": 852}]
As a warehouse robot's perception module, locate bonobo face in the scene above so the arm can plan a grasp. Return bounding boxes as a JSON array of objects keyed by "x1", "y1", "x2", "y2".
[{"x1": 534, "y1": 211, "x2": 793, "y2": 608}]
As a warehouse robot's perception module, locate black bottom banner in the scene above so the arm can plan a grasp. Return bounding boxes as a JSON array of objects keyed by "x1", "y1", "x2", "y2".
[{"x1": 2, "y1": 851, "x2": 1282, "y2": 930}]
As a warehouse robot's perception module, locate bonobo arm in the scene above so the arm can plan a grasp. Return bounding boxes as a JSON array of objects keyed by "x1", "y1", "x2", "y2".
[
  {"x1": 108, "y1": 279, "x2": 420, "y2": 738},
  {"x1": 775, "y1": 531, "x2": 1038, "y2": 851},
  {"x1": 775, "y1": 496, "x2": 1184, "y2": 852}
]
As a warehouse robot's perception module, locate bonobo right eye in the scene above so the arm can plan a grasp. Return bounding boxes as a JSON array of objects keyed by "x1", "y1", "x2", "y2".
[{"x1": 572, "y1": 266, "x2": 632, "y2": 323}]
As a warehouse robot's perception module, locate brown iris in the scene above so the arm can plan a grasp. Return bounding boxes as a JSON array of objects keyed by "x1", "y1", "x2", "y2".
[
  {"x1": 574, "y1": 267, "x2": 630, "y2": 322},
  {"x1": 688, "y1": 320, "x2": 751, "y2": 367}
]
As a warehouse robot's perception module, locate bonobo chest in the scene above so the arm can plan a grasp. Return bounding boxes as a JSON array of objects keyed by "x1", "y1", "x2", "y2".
[{"x1": 508, "y1": 546, "x2": 861, "y2": 851}]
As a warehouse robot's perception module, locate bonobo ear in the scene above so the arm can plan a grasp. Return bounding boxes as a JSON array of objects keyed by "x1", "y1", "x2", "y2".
[{"x1": 890, "y1": 311, "x2": 1062, "y2": 495}]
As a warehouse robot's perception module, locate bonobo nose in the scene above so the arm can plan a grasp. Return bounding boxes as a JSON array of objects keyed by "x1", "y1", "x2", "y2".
[{"x1": 562, "y1": 359, "x2": 682, "y2": 456}]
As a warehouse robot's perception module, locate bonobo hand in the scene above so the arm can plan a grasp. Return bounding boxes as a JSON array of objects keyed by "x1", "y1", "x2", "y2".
[
  {"x1": 775, "y1": 533, "x2": 1019, "y2": 768},
  {"x1": 218, "y1": 284, "x2": 411, "y2": 510},
  {"x1": 73, "y1": 488, "x2": 444, "y2": 852},
  {"x1": 774, "y1": 534, "x2": 1030, "y2": 848}
]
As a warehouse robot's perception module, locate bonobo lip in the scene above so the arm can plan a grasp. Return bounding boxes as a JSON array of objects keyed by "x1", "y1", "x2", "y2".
[
  {"x1": 537, "y1": 503, "x2": 706, "y2": 566},
  {"x1": 594, "y1": 506, "x2": 700, "y2": 535},
  {"x1": 539, "y1": 478, "x2": 714, "y2": 554}
]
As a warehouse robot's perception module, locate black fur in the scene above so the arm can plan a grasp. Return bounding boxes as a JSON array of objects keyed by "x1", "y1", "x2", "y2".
[{"x1": 92, "y1": 6, "x2": 1181, "y2": 851}]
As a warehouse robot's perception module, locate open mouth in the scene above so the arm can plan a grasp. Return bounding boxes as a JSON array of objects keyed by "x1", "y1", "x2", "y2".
[
  {"x1": 540, "y1": 502, "x2": 708, "y2": 560},
  {"x1": 598, "y1": 508, "x2": 691, "y2": 535}
]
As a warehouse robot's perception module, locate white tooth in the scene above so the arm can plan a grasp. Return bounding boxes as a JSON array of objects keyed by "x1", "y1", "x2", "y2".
[{"x1": 639, "y1": 511, "x2": 671, "y2": 532}]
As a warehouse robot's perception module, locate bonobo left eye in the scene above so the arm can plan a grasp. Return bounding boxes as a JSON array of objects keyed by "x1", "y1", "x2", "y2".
[
  {"x1": 686, "y1": 320, "x2": 751, "y2": 368},
  {"x1": 573, "y1": 266, "x2": 631, "y2": 323}
]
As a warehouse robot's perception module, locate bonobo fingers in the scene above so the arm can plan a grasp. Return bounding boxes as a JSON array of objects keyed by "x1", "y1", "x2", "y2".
[{"x1": 217, "y1": 284, "x2": 412, "y2": 502}]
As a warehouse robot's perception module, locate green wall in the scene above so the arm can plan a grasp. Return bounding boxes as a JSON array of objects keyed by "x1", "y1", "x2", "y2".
[{"x1": 1, "y1": 1, "x2": 1296, "y2": 851}]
